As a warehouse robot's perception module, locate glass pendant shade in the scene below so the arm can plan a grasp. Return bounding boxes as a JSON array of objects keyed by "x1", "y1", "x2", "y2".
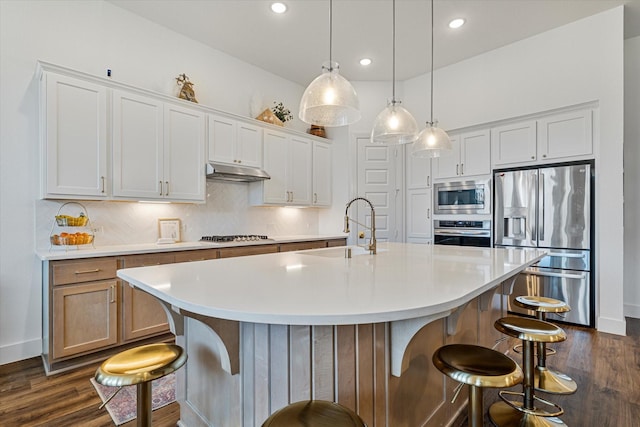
[
  {"x1": 411, "y1": 124, "x2": 453, "y2": 158},
  {"x1": 371, "y1": 100, "x2": 418, "y2": 145},
  {"x1": 299, "y1": 62, "x2": 361, "y2": 127}
]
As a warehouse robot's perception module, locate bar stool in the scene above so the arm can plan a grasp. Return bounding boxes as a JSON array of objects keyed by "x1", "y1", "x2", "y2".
[
  {"x1": 513, "y1": 295, "x2": 577, "y2": 394},
  {"x1": 95, "y1": 343, "x2": 187, "y2": 427},
  {"x1": 490, "y1": 317, "x2": 567, "y2": 427},
  {"x1": 262, "y1": 400, "x2": 367, "y2": 427},
  {"x1": 432, "y1": 344, "x2": 523, "y2": 427}
]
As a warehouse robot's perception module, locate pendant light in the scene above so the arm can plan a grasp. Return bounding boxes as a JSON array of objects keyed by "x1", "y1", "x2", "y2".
[
  {"x1": 411, "y1": 0, "x2": 452, "y2": 157},
  {"x1": 299, "y1": 0, "x2": 361, "y2": 127},
  {"x1": 371, "y1": 0, "x2": 418, "y2": 145}
]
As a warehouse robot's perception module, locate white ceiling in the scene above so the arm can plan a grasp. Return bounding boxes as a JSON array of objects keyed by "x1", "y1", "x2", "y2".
[{"x1": 108, "y1": 0, "x2": 640, "y2": 86}]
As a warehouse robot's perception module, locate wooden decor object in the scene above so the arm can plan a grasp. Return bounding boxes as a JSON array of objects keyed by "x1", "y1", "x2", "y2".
[{"x1": 256, "y1": 108, "x2": 284, "y2": 127}]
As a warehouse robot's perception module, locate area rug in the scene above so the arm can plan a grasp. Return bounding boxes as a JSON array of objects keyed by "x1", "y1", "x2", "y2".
[{"x1": 90, "y1": 373, "x2": 176, "y2": 426}]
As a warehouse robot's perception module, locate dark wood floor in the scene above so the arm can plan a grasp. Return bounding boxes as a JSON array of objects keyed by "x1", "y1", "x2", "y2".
[{"x1": 0, "y1": 318, "x2": 638, "y2": 427}]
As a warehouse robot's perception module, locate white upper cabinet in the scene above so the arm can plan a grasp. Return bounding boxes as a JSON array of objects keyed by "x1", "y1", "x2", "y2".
[
  {"x1": 112, "y1": 89, "x2": 205, "y2": 202},
  {"x1": 208, "y1": 114, "x2": 262, "y2": 168},
  {"x1": 41, "y1": 72, "x2": 108, "y2": 199},
  {"x1": 163, "y1": 103, "x2": 206, "y2": 201},
  {"x1": 250, "y1": 129, "x2": 312, "y2": 206},
  {"x1": 312, "y1": 141, "x2": 332, "y2": 207},
  {"x1": 491, "y1": 108, "x2": 593, "y2": 168},
  {"x1": 537, "y1": 109, "x2": 592, "y2": 161},
  {"x1": 491, "y1": 121, "x2": 537, "y2": 166},
  {"x1": 434, "y1": 129, "x2": 491, "y2": 180},
  {"x1": 406, "y1": 146, "x2": 432, "y2": 189}
]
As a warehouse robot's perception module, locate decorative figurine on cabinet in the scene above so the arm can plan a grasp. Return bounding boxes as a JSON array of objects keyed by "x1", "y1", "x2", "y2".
[{"x1": 176, "y1": 73, "x2": 198, "y2": 103}]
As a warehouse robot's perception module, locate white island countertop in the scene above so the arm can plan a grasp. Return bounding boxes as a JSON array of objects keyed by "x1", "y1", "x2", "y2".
[{"x1": 117, "y1": 242, "x2": 546, "y2": 326}]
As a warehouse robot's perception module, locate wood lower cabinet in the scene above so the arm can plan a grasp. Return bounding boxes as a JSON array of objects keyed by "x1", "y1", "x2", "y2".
[
  {"x1": 43, "y1": 238, "x2": 346, "y2": 373},
  {"x1": 120, "y1": 253, "x2": 174, "y2": 342},
  {"x1": 52, "y1": 279, "x2": 118, "y2": 359}
]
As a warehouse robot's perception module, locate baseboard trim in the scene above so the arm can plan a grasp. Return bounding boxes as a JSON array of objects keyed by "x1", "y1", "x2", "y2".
[
  {"x1": 596, "y1": 316, "x2": 627, "y2": 336},
  {"x1": 0, "y1": 338, "x2": 41, "y2": 366},
  {"x1": 623, "y1": 303, "x2": 640, "y2": 319}
]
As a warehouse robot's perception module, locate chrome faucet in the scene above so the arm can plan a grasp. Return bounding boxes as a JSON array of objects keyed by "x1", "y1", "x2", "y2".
[{"x1": 344, "y1": 197, "x2": 376, "y2": 254}]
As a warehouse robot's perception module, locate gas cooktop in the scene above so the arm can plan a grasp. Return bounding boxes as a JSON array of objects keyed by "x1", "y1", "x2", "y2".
[{"x1": 200, "y1": 235, "x2": 271, "y2": 243}]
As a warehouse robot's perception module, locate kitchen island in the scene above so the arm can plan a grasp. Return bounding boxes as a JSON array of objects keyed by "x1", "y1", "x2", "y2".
[{"x1": 117, "y1": 242, "x2": 545, "y2": 427}]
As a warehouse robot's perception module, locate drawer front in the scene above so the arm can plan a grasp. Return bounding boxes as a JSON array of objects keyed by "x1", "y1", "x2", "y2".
[
  {"x1": 174, "y1": 249, "x2": 219, "y2": 263},
  {"x1": 52, "y1": 257, "x2": 118, "y2": 286},
  {"x1": 218, "y1": 244, "x2": 279, "y2": 258},
  {"x1": 280, "y1": 241, "x2": 327, "y2": 252},
  {"x1": 121, "y1": 252, "x2": 176, "y2": 268},
  {"x1": 326, "y1": 238, "x2": 347, "y2": 248}
]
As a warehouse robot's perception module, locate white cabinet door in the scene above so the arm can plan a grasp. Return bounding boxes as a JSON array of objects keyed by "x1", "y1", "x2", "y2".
[
  {"x1": 491, "y1": 121, "x2": 537, "y2": 166},
  {"x1": 460, "y1": 129, "x2": 491, "y2": 177},
  {"x1": 312, "y1": 141, "x2": 332, "y2": 207},
  {"x1": 42, "y1": 73, "x2": 108, "y2": 199},
  {"x1": 237, "y1": 122, "x2": 263, "y2": 167},
  {"x1": 289, "y1": 136, "x2": 312, "y2": 205},
  {"x1": 406, "y1": 189, "x2": 432, "y2": 240},
  {"x1": 164, "y1": 103, "x2": 205, "y2": 201},
  {"x1": 261, "y1": 129, "x2": 289, "y2": 204},
  {"x1": 433, "y1": 135, "x2": 460, "y2": 180},
  {"x1": 406, "y1": 147, "x2": 432, "y2": 189},
  {"x1": 208, "y1": 114, "x2": 236, "y2": 164},
  {"x1": 538, "y1": 109, "x2": 592, "y2": 161},
  {"x1": 112, "y1": 90, "x2": 164, "y2": 199}
]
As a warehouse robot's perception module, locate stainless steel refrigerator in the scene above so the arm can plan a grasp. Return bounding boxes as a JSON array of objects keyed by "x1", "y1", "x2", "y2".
[{"x1": 494, "y1": 163, "x2": 593, "y2": 327}]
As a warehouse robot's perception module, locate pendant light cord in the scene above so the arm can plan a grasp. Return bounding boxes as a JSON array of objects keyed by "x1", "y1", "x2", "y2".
[
  {"x1": 429, "y1": 0, "x2": 434, "y2": 125},
  {"x1": 392, "y1": 0, "x2": 396, "y2": 102},
  {"x1": 329, "y1": 0, "x2": 333, "y2": 69}
]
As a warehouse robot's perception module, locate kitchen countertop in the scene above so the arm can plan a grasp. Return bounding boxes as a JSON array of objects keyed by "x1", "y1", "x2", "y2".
[
  {"x1": 117, "y1": 242, "x2": 546, "y2": 326},
  {"x1": 36, "y1": 234, "x2": 346, "y2": 261}
]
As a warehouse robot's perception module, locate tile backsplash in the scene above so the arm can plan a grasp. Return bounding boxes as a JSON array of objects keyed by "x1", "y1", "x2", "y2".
[{"x1": 36, "y1": 181, "x2": 321, "y2": 249}]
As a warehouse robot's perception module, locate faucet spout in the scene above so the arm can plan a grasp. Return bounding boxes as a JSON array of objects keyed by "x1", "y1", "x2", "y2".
[{"x1": 344, "y1": 197, "x2": 377, "y2": 254}]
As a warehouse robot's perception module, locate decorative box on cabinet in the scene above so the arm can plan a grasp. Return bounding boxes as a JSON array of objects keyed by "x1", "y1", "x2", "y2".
[
  {"x1": 39, "y1": 69, "x2": 108, "y2": 199},
  {"x1": 208, "y1": 114, "x2": 263, "y2": 167},
  {"x1": 112, "y1": 89, "x2": 206, "y2": 202},
  {"x1": 250, "y1": 129, "x2": 312, "y2": 206},
  {"x1": 433, "y1": 129, "x2": 491, "y2": 180}
]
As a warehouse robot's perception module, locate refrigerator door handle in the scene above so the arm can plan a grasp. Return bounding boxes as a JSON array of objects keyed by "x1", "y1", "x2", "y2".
[
  {"x1": 547, "y1": 252, "x2": 587, "y2": 259},
  {"x1": 523, "y1": 268, "x2": 586, "y2": 280},
  {"x1": 539, "y1": 172, "x2": 545, "y2": 241}
]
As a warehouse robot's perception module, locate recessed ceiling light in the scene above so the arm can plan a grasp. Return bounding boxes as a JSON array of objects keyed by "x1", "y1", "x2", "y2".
[
  {"x1": 449, "y1": 18, "x2": 465, "y2": 29},
  {"x1": 360, "y1": 58, "x2": 372, "y2": 66},
  {"x1": 271, "y1": 2, "x2": 287, "y2": 14}
]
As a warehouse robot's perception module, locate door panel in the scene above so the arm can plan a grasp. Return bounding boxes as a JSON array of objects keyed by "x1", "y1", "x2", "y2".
[{"x1": 356, "y1": 137, "x2": 400, "y2": 242}]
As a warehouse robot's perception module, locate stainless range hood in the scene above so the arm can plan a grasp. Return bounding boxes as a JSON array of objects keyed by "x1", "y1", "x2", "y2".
[{"x1": 205, "y1": 162, "x2": 270, "y2": 182}]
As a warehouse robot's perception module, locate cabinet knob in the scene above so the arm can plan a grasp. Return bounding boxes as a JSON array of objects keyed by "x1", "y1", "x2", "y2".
[
  {"x1": 542, "y1": 154, "x2": 547, "y2": 158},
  {"x1": 531, "y1": 156, "x2": 535, "y2": 159}
]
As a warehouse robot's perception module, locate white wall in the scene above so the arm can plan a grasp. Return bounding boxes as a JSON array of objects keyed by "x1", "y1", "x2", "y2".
[
  {"x1": 403, "y1": 7, "x2": 625, "y2": 334},
  {"x1": 624, "y1": 36, "x2": 640, "y2": 318},
  {"x1": 0, "y1": 0, "x2": 323, "y2": 364}
]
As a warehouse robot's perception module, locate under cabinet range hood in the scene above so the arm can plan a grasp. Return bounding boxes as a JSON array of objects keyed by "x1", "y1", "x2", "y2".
[{"x1": 205, "y1": 162, "x2": 270, "y2": 182}]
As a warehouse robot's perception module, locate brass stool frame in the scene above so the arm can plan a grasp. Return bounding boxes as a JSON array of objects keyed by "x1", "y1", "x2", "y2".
[
  {"x1": 433, "y1": 344, "x2": 523, "y2": 427},
  {"x1": 95, "y1": 343, "x2": 187, "y2": 427},
  {"x1": 490, "y1": 317, "x2": 567, "y2": 427},
  {"x1": 513, "y1": 296, "x2": 577, "y2": 395}
]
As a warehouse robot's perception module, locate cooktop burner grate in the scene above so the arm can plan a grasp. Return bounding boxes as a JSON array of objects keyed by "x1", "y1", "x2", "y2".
[{"x1": 200, "y1": 235, "x2": 270, "y2": 242}]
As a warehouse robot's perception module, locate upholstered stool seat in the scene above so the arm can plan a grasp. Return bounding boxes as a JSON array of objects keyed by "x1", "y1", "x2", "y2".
[
  {"x1": 95, "y1": 343, "x2": 187, "y2": 427},
  {"x1": 433, "y1": 344, "x2": 523, "y2": 427},
  {"x1": 490, "y1": 317, "x2": 567, "y2": 427},
  {"x1": 514, "y1": 295, "x2": 577, "y2": 394},
  {"x1": 262, "y1": 400, "x2": 367, "y2": 427}
]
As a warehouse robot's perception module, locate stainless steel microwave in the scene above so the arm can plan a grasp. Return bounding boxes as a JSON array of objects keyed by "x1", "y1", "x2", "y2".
[{"x1": 434, "y1": 180, "x2": 490, "y2": 215}]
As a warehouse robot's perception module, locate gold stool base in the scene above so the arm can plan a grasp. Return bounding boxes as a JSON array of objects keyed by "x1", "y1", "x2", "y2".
[
  {"x1": 489, "y1": 401, "x2": 567, "y2": 427},
  {"x1": 536, "y1": 366, "x2": 577, "y2": 394}
]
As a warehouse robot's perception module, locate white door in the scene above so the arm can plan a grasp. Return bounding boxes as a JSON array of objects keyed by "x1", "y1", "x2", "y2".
[{"x1": 356, "y1": 136, "x2": 402, "y2": 243}]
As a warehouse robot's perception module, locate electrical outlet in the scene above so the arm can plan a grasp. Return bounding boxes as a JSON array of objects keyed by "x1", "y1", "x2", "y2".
[{"x1": 91, "y1": 225, "x2": 104, "y2": 235}]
